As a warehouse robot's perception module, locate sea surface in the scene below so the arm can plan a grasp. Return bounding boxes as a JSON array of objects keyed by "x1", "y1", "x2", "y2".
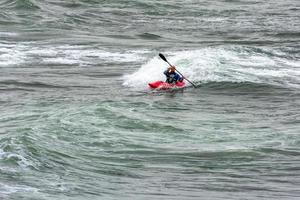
[{"x1": 0, "y1": 0, "x2": 300, "y2": 199}]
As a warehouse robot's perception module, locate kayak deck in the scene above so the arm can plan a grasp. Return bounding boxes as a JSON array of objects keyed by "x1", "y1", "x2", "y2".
[{"x1": 148, "y1": 81, "x2": 186, "y2": 90}]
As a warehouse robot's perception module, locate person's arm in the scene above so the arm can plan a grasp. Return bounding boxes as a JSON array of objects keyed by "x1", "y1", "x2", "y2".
[
  {"x1": 164, "y1": 69, "x2": 169, "y2": 76},
  {"x1": 164, "y1": 68, "x2": 170, "y2": 76},
  {"x1": 175, "y1": 73, "x2": 183, "y2": 82}
]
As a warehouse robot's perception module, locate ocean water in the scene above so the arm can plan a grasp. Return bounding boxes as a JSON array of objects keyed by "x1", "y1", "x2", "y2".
[{"x1": 0, "y1": 0, "x2": 300, "y2": 199}]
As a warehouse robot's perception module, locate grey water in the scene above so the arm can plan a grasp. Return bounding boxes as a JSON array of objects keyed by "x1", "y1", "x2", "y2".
[{"x1": 0, "y1": 0, "x2": 300, "y2": 199}]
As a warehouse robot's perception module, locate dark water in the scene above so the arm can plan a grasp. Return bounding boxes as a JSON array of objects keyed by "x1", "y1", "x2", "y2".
[{"x1": 0, "y1": 0, "x2": 300, "y2": 199}]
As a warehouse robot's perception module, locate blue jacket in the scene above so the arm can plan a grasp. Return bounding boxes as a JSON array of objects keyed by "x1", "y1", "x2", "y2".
[{"x1": 164, "y1": 70, "x2": 183, "y2": 84}]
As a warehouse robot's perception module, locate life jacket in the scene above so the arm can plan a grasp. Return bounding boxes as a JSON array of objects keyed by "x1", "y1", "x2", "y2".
[{"x1": 164, "y1": 70, "x2": 182, "y2": 84}]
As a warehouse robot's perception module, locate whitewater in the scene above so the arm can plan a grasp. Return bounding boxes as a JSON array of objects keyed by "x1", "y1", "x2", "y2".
[{"x1": 0, "y1": 0, "x2": 299, "y2": 199}]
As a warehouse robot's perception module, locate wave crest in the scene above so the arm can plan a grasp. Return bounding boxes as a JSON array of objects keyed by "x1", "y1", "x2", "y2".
[{"x1": 123, "y1": 46, "x2": 300, "y2": 90}]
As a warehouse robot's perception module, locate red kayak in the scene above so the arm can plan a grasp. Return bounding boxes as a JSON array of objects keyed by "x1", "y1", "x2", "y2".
[{"x1": 148, "y1": 81, "x2": 186, "y2": 90}]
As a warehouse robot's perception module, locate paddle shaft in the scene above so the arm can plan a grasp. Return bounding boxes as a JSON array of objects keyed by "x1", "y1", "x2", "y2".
[{"x1": 159, "y1": 53, "x2": 197, "y2": 88}]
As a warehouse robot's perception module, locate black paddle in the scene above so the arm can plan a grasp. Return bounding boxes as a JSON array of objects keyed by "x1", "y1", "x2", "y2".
[{"x1": 159, "y1": 53, "x2": 197, "y2": 88}]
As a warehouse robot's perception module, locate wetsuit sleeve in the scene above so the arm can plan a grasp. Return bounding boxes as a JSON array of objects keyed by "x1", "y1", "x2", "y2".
[
  {"x1": 164, "y1": 70, "x2": 169, "y2": 76},
  {"x1": 179, "y1": 74, "x2": 183, "y2": 81},
  {"x1": 175, "y1": 73, "x2": 182, "y2": 81}
]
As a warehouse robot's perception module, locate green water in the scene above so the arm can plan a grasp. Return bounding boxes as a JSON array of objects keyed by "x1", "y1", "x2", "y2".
[{"x1": 0, "y1": 0, "x2": 299, "y2": 199}]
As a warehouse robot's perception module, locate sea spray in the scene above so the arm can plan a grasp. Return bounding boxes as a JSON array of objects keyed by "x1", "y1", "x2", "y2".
[{"x1": 123, "y1": 46, "x2": 300, "y2": 89}]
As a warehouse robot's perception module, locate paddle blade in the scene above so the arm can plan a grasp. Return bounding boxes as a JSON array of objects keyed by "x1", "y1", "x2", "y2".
[{"x1": 159, "y1": 53, "x2": 167, "y2": 62}]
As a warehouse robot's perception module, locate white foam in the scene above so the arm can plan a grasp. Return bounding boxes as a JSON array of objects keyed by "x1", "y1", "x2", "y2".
[
  {"x1": 122, "y1": 48, "x2": 235, "y2": 89},
  {"x1": 123, "y1": 57, "x2": 167, "y2": 89},
  {"x1": 0, "y1": 183, "x2": 38, "y2": 195},
  {"x1": 0, "y1": 145, "x2": 36, "y2": 170},
  {"x1": 0, "y1": 152, "x2": 34, "y2": 170},
  {"x1": 0, "y1": 49, "x2": 26, "y2": 66},
  {"x1": 26, "y1": 48, "x2": 58, "y2": 57},
  {"x1": 0, "y1": 43, "x2": 146, "y2": 67},
  {"x1": 123, "y1": 46, "x2": 300, "y2": 89},
  {"x1": 43, "y1": 57, "x2": 81, "y2": 65},
  {"x1": 0, "y1": 43, "x2": 31, "y2": 66},
  {"x1": 40, "y1": 49, "x2": 144, "y2": 65},
  {"x1": 0, "y1": 32, "x2": 18, "y2": 37}
]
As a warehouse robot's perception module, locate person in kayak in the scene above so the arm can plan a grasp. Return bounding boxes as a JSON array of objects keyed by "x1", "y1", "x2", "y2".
[{"x1": 164, "y1": 66, "x2": 183, "y2": 84}]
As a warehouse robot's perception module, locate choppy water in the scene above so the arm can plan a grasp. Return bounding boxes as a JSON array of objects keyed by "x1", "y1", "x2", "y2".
[{"x1": 0, "y1": 0, "x2": 300, "y2": 199}]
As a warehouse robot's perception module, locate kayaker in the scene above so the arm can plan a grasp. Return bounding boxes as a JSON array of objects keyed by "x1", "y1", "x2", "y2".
[{"x1": 164, "y1": 66, "x2": 183, "y2": 84}]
